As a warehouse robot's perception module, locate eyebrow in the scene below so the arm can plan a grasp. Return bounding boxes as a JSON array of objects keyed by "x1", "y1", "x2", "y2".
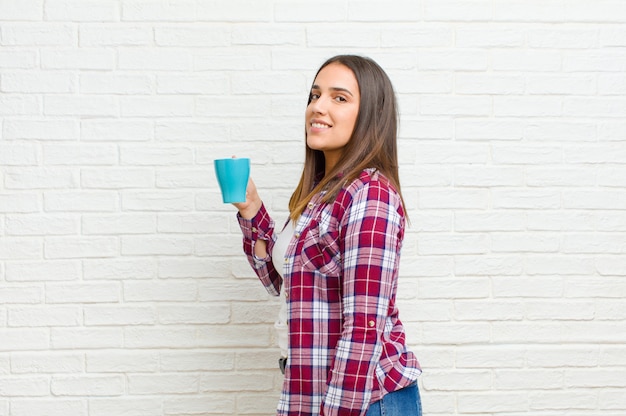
[{"x1": 311, "y1": 84, "x2": 354, "y2": 97}]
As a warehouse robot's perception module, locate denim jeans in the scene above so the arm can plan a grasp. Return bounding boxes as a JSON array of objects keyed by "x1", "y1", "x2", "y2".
[{"x1": 366, "y1": 382, "x2": 422, "y2": 416}]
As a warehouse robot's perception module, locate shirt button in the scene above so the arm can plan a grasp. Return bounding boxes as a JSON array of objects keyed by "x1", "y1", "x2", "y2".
[
  {"x1": 368, "y1": 320, "x2": 375, "y2": 328},
  {"x1": 251, "y1": 227, "x2": 257, "y2": 233},
  {"x1": 284, "y1": 257, "x2": 289, "y2": 263},
  {"x1": 285, "y1": 292, "x2": 289, "y2": 299},
  {"x1": 307, "y1": 202, "x2": 315, "y2": 209},
  {"x1": 294, "y1": 232, "x2": 300, "y2": 238}
]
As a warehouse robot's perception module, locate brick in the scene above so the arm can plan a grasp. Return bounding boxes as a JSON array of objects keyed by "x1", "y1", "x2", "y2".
[
  {"x1": 0, "y1": 286, "x2": 42, "y2": 304},
  {"x1": 0, "y1": 193, "x2": 40, "y2": 213},
  {"x1": 423, "y1": 370, "x2": 491, "y2": 391},
  {"x1": 82, "y1": 214, "x2": 156, "y2": 235},
  {"x1": 495, "y1": 369, "x2": 563, "y2": 390},
  {"x1": 45, "y1": 282, "x2": 120, "y2": 303},
  {"x1": 0, "y1": 329, "x2": 49, "y2": 352},
  {"x1": 157, "y1": 304, "x2": 229, "y2": 324},
  {"x1": 86, "y1": 351, "x2": 159, "y2": 373},
  {"x1": 120, "y1": 146, "x2": 193, "y2": 166},
  {"x1": 493, "y1": 50, "x2": 562, "y2": 71},
  {"x1": 79, "y1": 73, "x2": 152, "y2": 95},
  {"x1": 8, "y1": 306, "x2": 81, "y2": 327},
  {"x1": 5, "y1": 261, "x2": 80, "y2": 282},
  {"x1": 0, "y1": 95, "x2": 40, "y2": 115},
  {"x1": 493, "y1": 276, "x2": 563, "y2": 298},
  {"x1": 455, "y1": 118, "x2": 524, "y2": 141},
  {"x1": 11, "y1": 352, "x2": 84, "y2": 374},
  {"x1": 41, "y1": 49, "x2": 115, "y2": 70},
  {"x1": 44, "y1": 191, "x2": 119, "y2": 212},
  {"x1": 44, "y1": 236, "x2": 119, "y2": 259},
  {"x1": 454, "y1": 212, "x2": 526, "y2": 232},
  {"x1": 0, "y1": 24, "x2": 76, "y2": 46},
  {"x1": 4, "y1": 168, "x2": 78, "y2": 190},
  {"x1": 493, "y1": 0, "x2": 564, "y2": 22},
  {"x1": 83, "y1": 258, "x2": 156, "y2": 280},
  {"x1": 155, "y1": 121, "x2": 229, "y2": 142},
  {"x1": 3, "y1": 119, "x2": 79, "y2": 141},
  {"x1": 564, "y1": 51, "x2": 626, "y2": 72},
  {"x1": 306, "y1": 24, "x2": 380, "y2": 47},
  {"x1": 0, "y1": 0, "x2": 43, "y2": 21},
  {"x1": 51, "y1": 328, "x2": 123, "y2": 349},
  {"x1": 456, "y1": 25, "x2": 525, "y2": 47},
  {"x1": 156, "y1": 73, "x2": 228, "y2": 95},
  {"x1": 0, "y1": 238, "x2": 42, "y2": 260},
  {"x1": 123, "y1": 281, "x2": 196, "y2": 302},
  {"x1": 200, "y1": 372, "x2": 274, "y2": 392},
  {"x1": 43, "y1": 96, "x2": 119, "y2": 117},
  {"x1": 195, "y1": 48, "x2": 271, "y2": 70},
  {"x1": 80, "y1": 168, "x2": 154, "y2": 189},
  {"x1": 160, "y1": 351, "x2": 235, "y2": 372},
  {"x1": 163, "y1": 397, "x2": 235, "y2": 415},
  {"x1": 44, "y1": 0, "x2": 120, "y2": 21},
  {"x1": 10, "y1": 400, "x2": 87, "y2": 416},
  {"x1": 51, "y1": 376, "x2": 124, "y2": 396},
  {"x1": 274, "y1": 2, "x2": 347, "y2": 22},
  {"x1": 0, "y1": 50, "x2": 36, "y2": 68},
  {"x1": 88, "y1": 398, "x2": 162, "y2": 416},
  {"x1": 456, "y1": 347, "x2": 525, "y2": 368},
  {"x1": 121, "y1": 236, "x2": 192, "y2": 256},
  {"x1": 195, "y1": 0, "x2": 272, "y2": 22},
  {"x1": 157, "y1": 213, "x2": 226, "y2": 234},
  {"x1": 456, "y1": 73, "x2": 524, "y2": 95},
  {"x1": 565, "y1": 1, "x2": 626, "y2": 23},
  {"x1": 598, "y1": 74, "x2": 626, "y2": 96},
  {"x1": 121, "y1": 0, "x2": 196, "y2": 22},
  {"x1": 117, "y1": 48, "x2": 193, "y2": 71},
  {"x1": 526, "y1": 256, "x2": 596, "y2": 275},
  {"x1": 418, "y1": 277, "x2": 490, "y2": 299},
  {"x1": 455, "y1": 166, "x2": 523, "y2": 187},
  {"x1": 79, "y1": 25, "x2": 153, "y2": 46},
  {"x1": 417, "y1": 50, "x2": 488, "y2": 71},
  {"x1": 155, "y1": 26, "x2": 229, "y2": 47},
  {"x1": 424, "y1": 0, "x2": 492, "y2": 21},
  {"x1": 421, "y1": 95, "x2": 492, "y2": 116},
  {"x1": 123, "y1": 327, "x2": 197, "y2": 348},
  {"x1": 232, "y1": 24, "x2": 303, "y2": 45},
  {"x1": 128, "y1": 374, "x2": 198, "y2": 394}
]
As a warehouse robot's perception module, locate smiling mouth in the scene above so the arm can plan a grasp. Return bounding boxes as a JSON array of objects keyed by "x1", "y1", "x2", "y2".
[{"x1": 311, "y1": 122, "x2": 330, "y2": 129}]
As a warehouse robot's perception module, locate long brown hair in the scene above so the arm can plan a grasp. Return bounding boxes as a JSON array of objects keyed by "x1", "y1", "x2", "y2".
[{"x1": 288, "y1": 55, "x2": 407, "y2": 221}]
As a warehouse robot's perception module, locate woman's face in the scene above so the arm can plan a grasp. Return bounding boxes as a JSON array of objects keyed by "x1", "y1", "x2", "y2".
[{"x1": 305, "y1": 62, "x2": 360, "y2": 170}]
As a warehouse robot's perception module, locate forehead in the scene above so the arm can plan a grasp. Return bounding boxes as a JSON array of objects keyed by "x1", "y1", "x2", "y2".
[{"x1": 313, "y1": 63, "x2": 359, "y2": 90}]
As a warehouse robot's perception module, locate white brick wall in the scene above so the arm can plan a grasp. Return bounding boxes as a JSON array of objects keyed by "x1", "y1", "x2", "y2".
[{"x1": 1, "y1": 1, "x2": 625, "y2": 415}]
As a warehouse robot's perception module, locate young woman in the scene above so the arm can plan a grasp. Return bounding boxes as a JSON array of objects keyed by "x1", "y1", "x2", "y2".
[{"x1": 234, "y1": 55, "x2": 422, "y2": 416}]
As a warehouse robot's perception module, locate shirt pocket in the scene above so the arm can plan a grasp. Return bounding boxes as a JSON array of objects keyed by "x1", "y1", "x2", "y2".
[{"x1": 300, "y1": 219, "x2": 342, "y2": 277}]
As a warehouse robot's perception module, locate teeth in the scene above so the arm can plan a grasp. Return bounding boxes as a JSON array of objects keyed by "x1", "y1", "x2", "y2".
[{"x1": 312, "y1": 122, "x2": 330, "y2": 129}]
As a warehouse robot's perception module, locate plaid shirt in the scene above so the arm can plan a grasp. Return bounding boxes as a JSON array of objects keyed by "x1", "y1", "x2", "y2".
[{"x1": 238, "y1": 169, "x2": 421, "y2": 416}]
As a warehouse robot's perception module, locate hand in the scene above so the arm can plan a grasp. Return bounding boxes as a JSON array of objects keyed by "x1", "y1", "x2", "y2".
[{"x1": 233, "y1": 177, "x2": 262, "y2": 220}]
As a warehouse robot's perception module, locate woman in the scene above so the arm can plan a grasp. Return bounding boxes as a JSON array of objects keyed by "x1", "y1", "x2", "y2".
[{"x1": 234, "y1": 55, "x2": 422, "y2": 416}]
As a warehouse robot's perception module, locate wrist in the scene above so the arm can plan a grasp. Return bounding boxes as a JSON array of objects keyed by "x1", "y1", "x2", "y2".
[{"x1": 239, "y1": 200, "x2": 262, "y2": 220}]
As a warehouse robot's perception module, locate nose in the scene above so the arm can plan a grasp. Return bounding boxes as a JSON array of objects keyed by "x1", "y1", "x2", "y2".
[{"x1": 309, "y1": 96, "x2": 327, "y2": 115}]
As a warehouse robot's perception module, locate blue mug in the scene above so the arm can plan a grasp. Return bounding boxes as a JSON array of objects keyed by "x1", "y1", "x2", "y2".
[{"x1": 214, "y1": 158, "x2": 250, "y2": 203}]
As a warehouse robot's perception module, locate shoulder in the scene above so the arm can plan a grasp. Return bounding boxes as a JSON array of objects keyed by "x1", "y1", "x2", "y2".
[{"x1": 334, "y1": 168, "x2": 403, "y2": 215}]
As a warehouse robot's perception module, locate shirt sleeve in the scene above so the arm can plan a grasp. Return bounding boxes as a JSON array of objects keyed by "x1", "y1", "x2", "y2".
[
  {"x1": 321, "y1": 180, "x2": 404, "y2": 415},
  {"x1": 237, "y1": 203, "x2": 282, "y2": 296}
]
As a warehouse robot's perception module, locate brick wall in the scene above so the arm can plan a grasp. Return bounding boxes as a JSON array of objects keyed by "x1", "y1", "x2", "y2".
[{"x1": 1, "y1": 1, "x2": 625, "y2": 415}]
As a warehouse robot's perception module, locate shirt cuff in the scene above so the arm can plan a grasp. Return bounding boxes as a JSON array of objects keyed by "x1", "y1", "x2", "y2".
[{"x1": 237, "y1": 202, "x2": 272, "y2": 242}]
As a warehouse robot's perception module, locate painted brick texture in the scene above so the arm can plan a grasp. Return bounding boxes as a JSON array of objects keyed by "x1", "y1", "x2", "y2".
[{"x1": 1, "y1": 1, "x2": 625, "y2": 415}]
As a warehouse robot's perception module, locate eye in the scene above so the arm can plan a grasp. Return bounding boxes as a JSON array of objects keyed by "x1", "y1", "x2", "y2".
[
  {"x1": 309, "y1": 92, "x2": 320, "y2": 101},
  {"x1": 334, "y1": 96, "x2": 347, "y2": 102}
]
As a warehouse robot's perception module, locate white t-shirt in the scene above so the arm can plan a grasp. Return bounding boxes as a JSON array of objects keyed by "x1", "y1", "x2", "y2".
[{"x1": 271, "y1": 220, "x2": 294, "y2": 357}]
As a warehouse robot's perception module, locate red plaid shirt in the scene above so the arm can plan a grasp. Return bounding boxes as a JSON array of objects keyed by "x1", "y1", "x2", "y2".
[{"x1": 238, "y1": 169, "x2": 421, "y2": 416}]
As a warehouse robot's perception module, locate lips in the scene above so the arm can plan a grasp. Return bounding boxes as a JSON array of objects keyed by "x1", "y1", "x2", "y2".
[{"x1": 310, "y1": 120, "x2": 331, "y2": 129}]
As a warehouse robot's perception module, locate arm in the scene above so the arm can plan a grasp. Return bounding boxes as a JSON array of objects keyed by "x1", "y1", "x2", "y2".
[
  {"x1": 235, "y1": 178, "x2": 282, "y2": 296},
  {"x1": 321, "y1": 180, "x2": 404, "y2": 415}
]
